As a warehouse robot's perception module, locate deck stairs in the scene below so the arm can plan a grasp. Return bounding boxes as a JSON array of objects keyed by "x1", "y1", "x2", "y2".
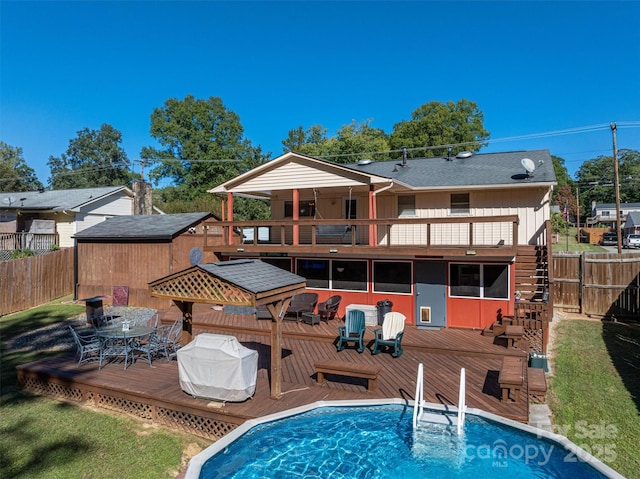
[{"x1": 483, "y1": 244, "x2": 550, "y2": 339}]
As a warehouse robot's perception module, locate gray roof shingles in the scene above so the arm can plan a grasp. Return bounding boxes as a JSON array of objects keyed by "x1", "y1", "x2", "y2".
[
  {"x1": 74, "y1": 212, "x2": 212, "y2": 240},
  {"x1": 0, "y1": 186, "x2": 128, "y2": 210},
  {"x1": 343, "y1": 149, "x2": 555, "y2": 188},
  {"x1": 198, "y1": 259, "x2": 306, "y2": 294}
]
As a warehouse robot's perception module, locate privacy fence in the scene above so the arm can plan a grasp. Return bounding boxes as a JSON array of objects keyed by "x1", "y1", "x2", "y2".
[
  {"x1": 553, "y1": 251, "x2": 640, "y2": 319},
  {"x1": 0, "y1": 247, "x2": 74, "y2": 316}
]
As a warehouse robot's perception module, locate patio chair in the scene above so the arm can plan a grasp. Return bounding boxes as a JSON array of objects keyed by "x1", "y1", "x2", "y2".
[
  {"x1": 68, "y1": 325, "x2": 101, "y2": 366},
  {"x1": 149, "y1": 319, "x2": 183, "y2": 361},
  {"x1": 318, "y1": 295, "x2": 342, "y2": 322},
  {"x1": 337, "y1": 309, "x2": 366, "y2": 353},
  {"x1": 99, "y1": 331, "x2": 133, "y2": 369},
  {"x1": 285, "y1": 293, "x2": 319, "y2": 321},
  {"x1": 131, "y1": 330, "x2": 156, "y2": 367},
  {"x1": 371, "y1": 312, "x2": 406, "y2": 358}
]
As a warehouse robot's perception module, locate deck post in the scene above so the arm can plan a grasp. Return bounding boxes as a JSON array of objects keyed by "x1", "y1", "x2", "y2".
[
  {"x1": 175, "y1": 300, "x2": 193, "y2": 344},
  {"x1": 266, "y1": 299, "x2": 291, "y2": 400}
]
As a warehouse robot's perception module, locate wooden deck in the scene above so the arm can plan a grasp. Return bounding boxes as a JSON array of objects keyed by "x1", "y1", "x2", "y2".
[{"x1": 17, "y1": 304, "x2": 532, "y2": 440}]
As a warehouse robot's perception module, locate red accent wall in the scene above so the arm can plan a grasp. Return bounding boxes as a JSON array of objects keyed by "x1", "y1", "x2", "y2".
[{"x1": 308, "y1": 289, "x2": 415, "y2": 324}]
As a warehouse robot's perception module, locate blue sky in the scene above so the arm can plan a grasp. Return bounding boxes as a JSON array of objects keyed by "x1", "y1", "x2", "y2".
[{"x1": 2, "y1": 1, "x2": 639, "y2": 186}]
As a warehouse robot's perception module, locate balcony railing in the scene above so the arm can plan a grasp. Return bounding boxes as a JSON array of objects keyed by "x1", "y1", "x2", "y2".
[
  {"x1": 0, "y1": 233, "x2": 59, "y2": 251},
  {"x1": 204, "y1": 215, "x2": 520, "y2": 255}
]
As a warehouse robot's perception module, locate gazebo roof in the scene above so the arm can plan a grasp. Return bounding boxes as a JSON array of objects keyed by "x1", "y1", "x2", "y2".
[{"x1": 148, "y1": 259, "x2": 306, "y2": 306}]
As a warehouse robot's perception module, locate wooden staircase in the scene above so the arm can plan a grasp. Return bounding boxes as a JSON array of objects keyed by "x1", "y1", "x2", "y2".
[{"x1": 515, "y1": 245, "x2": 549, "y2": 302}]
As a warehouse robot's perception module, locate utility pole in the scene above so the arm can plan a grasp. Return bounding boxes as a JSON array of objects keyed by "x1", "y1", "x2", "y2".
[
  {"x1": 611, "y1": 123, "x2": 622, "y2": 254},
  {"x1": 576, "y1": 186, "x2": 580, "y2": 242}
]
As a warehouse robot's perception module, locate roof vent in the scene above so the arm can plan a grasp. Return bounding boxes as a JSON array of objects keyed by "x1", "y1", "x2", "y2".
[
  {"x1": 357, "y1": 158, "x2": 372, "y2": 166},
  {"x1": 456, "y1": 151, "x2": 473, "y2": 159}
]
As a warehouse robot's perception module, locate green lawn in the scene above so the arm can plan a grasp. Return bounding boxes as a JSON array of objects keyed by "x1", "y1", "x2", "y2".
[
  {"x1": 550, "y1": 319, "x2": 640, "y2": 478},
  {"x1": 552, "y1": 227, "x2": 606, "y2": 253},
  {"x1": 0, "y1": 297, "x2": 208, "y2": 479}
]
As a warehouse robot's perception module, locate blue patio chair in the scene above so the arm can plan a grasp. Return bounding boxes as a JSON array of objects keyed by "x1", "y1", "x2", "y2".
[
  {"x1": 149, "y1": 318, "x2": 182, "y2": 361},
  {"x1": 371, "y1": 312, "x2": 406, "y2": 358},
  {"x1": 99, "y1": 331, "x2": 132, "y2": 370},
  {"x1": 337, "y1": 309, "x2": 366, "y2": 353},
  {"x1": 68, "y1": 325, "x2": 101, "y2": 366}
]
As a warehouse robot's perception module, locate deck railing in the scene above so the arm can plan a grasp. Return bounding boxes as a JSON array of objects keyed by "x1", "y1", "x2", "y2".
[
  {"x1": 0, "y1": 232, "x2": 59, "y2": 251},
  {"x1": 204, "y1": 215, "x2": 520, "y2": 251}
]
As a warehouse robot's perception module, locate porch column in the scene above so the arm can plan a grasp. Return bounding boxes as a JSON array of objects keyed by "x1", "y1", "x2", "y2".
[
  {"x1": 175, "y1": 300, "x2": 193, "y2": 344},
  {"x1": 227, "y1": 192, "x2": 234, "y2": 245},
  {"x1": 368, "y1": 186, "x2": 375, "y2": 246},
  {"x1": 292, "y1": 188, "x2": 299, "y2": 245}
]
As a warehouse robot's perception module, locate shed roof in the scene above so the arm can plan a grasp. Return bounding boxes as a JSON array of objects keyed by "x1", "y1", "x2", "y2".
[
  {"x1": 0, "y1": 186, "x2": 131, "y2": 211},
  {"x1": 149, "y1": 259, "x2": 306, "y2": 305},
  {"x1": 74, "y1": 212, "x2": 213, "y2": 240}
]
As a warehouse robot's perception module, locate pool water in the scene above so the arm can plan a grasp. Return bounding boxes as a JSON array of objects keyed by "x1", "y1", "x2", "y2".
[{"x1": 198, "y1": 405, "x2": 609, "y2": 479}]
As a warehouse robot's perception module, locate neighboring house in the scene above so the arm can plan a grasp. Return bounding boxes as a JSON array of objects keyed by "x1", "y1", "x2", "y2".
[
  {"x1": 73, "y1": 212, "x2": 229, "y2": 310},
  {"x1": 587, "y1": 201, "x2": 640, "y2": 228},
  {"x1": 0, "y1": 184, "x2": 161, "y2": 249},
  {"x1": 206, "y1": 149, "x2": 556, "y2": 330},
  {"x1": 623, "y1": 211, "x2": 640, "y2": 236}
]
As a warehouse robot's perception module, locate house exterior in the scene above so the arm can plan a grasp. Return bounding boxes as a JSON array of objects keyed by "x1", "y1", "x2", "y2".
[
  {"x1": 587, "y1": 201, "x2": 640, "y2": 228},
  {"x1": 204, "y1": 149, "x2": 556, "y2": 330},
  {"x1": 0, "y1": 185, "x2": 161, "y2": 249},
  {"x1": 623, "y1": 211, "x2": 640, "y2": 236},
  {"x1": 74, "y1": 212, "x2": 229, "y2": 310}
]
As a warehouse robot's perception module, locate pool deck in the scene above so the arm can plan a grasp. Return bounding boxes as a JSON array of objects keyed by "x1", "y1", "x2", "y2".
[{"x1": 17, "y1": 303, "x2": 532, "y2": 440}]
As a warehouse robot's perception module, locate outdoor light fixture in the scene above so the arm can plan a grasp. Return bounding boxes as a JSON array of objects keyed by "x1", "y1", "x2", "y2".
[
  {"x1": 329, "y1": 248, "x2": 338, "y2": 253},
  {"x1": 237, "y1": 248, "x2": 245, "y2": 252},
  {"x1": 465, "y1": 250, "x2": 476, "y2": 255}
]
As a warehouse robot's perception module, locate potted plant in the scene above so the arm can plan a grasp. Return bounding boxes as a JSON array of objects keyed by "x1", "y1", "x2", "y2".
[{"x1": 514, "y1": 290, "x2": 522, "y2": 302}]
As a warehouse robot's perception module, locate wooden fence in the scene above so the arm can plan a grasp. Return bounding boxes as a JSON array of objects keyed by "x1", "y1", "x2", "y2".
[
  {"x1": 553, "y1": 251, "x2": 640, "y2": 319},
  {"x1": 0, "y1": 248, "x2": 74, "y2": 316}
]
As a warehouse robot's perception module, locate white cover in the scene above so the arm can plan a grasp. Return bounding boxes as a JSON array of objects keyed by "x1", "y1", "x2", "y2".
[
  {"x1": 382, "y1": 312, "x2": 406, "y2": 340},
  {"x1": 177, "y1": 333, "x2": 258, "y2": 402}
]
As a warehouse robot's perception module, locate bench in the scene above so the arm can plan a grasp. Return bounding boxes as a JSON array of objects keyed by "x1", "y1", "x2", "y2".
[
  {"x1": 314, "y1": 360, "x2": 381, "y2": 391},
  {"x1": 315, "y1": 225, "x2": 352, "y2": 241},
  {"x1": 527, "y1": 367, "x2": 548, "y2": 403},
  {"x1": 504, "y1": 324, "x2": 524, "y2": 349},
  {"x1": 498, "y1": 356, "x2": 525, "y2": 402}
]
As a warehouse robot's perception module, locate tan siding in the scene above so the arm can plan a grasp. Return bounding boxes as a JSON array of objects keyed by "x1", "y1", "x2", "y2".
[{"x1": 236, "y1": 162, "x2": 369, "y2": 192}]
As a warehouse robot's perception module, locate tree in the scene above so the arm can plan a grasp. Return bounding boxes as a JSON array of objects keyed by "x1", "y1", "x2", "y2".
[
  {"x1": 48, "y1": 124, "x2": 132, "y2": 189},
  {"x1": 329, "y1": 120, "x2": 390, "y2": 164},
  {"x1": 389, "y1": 99, "x2": 490, "y2": 156},
  {"x1": 141, "y1": 95, "x2": 268, "y2": 201},
  {"x1": 0, "y1": 142, "x2": 43, "y2": 192},
  {"x1": 282, "y1": 124, "x2": 331, "y2": 157},
  {"x1": 575, "y1": 149, "x2": 640, "y2": 219}
]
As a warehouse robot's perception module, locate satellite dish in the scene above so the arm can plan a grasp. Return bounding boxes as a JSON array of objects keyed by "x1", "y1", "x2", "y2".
[
  {"x1": 521, "y1": 158, "x2": 536, "y2": 175},
  {"x1": 2, "y1": 196, "x2": 16, "y2": 206},
  {"x1": 189, "y1": 247, "x2": 203, "y2": 266}
]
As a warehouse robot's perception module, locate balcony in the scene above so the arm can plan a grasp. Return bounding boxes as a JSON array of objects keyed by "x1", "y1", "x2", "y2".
[
  {"x1": 0, "y1": 232, "x2": 59, "y2": 251},
  {"x1": 203, "y1": 215, "x2": 520, "y2": 258}
]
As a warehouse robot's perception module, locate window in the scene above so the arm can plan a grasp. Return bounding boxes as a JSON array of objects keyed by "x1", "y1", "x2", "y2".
[
  {"x1": 373, "y1": 261, "x2": 412, "y2": 294},
  {"x1": 450, "y1": 193, "x2": 470, "y2": 215},
  {"x1": 296, "y1": 259, "x2": 329, "y2": 289},
  {"x1": 332, "y1": 260, "x2": 367, "y2": 291},
  {"x1": 449, "y1": 263, "x2": 509, "y2": 299},
  {"x1": 260, "y1": 257, "x2": 292, "y2": 272},
  {"x1": 295, "y1": 258, "x2": 368, "y2": 291},
  {"x1": 284, "y1": 201, "x2": 315, "y2": 218},
  {"x1": 398, "y1": 195, "x2": 416, "y2": 217},
  {"x1": 601, "y1": 210, "x2": 610, "y2": 217},
  {"x1": 344, "y1": 198, "x2": 357, "y2": 219}
]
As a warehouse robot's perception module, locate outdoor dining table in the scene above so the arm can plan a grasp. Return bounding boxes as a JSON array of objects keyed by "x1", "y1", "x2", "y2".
[{"x1": 96, "y1": 325, "x2": 156, "y2": 368}]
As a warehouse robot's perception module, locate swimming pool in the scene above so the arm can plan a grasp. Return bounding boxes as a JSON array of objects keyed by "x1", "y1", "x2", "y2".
[{"x1": 185, "y1": 399, "x2": 623, "y2": 479}]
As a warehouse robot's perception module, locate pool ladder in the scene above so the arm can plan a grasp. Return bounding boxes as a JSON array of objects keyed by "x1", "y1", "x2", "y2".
[{"x1": 412, "y1": 363, "x2": 467, "y2": 435}]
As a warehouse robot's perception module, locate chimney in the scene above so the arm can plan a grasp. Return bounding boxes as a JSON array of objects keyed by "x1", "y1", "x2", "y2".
[{"x1": 132, "y1": 180, "x2": 153, "y2": 215}]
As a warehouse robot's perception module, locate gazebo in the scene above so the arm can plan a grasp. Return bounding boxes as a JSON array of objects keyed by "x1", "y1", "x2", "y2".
[{"x1": 148, "y1": 259, "x2": 306, "y2": 399}]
